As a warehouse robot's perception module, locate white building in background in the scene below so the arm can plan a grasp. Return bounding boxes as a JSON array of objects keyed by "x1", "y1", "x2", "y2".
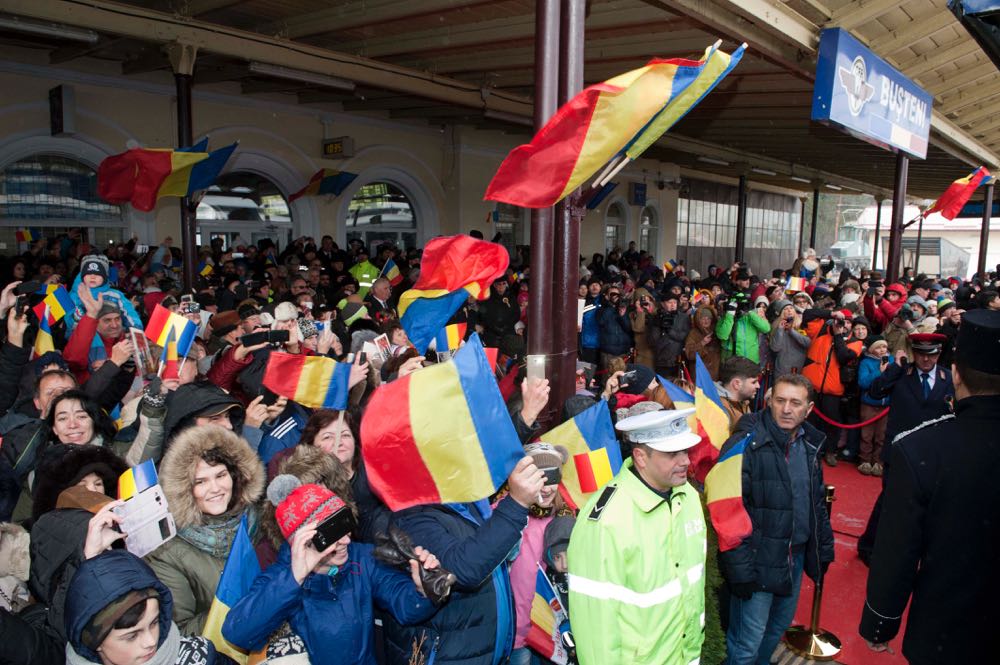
[{"x1": 854, "y1": 203, "x2": 1000, "y2": 278}]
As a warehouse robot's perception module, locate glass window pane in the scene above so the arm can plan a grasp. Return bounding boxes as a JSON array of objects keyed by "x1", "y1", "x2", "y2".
[
  {"x1": 1, "y1": 155, "x2": 122, "y2": 223},
  {"x1": 198, "y1": 171, "x2": 291, "y2": 224},
  {"x1": 347, "y1": 182, "x2": 415, "y2": 228}
]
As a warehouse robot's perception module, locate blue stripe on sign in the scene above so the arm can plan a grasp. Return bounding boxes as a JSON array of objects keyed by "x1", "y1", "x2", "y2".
[{"x1": 452, "y1": 334, "x2": 522, "y2": 490}]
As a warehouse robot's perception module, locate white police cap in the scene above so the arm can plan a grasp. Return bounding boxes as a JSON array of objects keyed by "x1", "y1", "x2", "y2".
[{"x1": 615, "y1": 407, "x2": 700, "y2": 453}]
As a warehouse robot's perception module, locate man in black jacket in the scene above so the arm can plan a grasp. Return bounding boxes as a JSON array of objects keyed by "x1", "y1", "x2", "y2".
[
  {"x1": 860, "y1": 310, "x2": 1000, "y2": 663},
  {"x1": 717, "y1": 373, "x2": 835, "y2": 665}
]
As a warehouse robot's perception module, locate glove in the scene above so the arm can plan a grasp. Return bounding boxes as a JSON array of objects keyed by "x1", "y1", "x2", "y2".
[
  {"x1": 729, "y1": 581, "x2": 756, "y2": 600},
  {"x1": 726, "y1": 300, "x2": 738, "y2": 313}
]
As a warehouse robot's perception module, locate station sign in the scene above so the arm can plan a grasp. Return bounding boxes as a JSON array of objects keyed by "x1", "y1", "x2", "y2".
[{"x1": 811, "y1": 28, "x2": 932, "y2": 160}]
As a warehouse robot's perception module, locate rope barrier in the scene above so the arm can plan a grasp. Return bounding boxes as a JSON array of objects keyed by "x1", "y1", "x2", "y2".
[{"x1": 811, "y1": 405, "x2": 889, "y2": 429}]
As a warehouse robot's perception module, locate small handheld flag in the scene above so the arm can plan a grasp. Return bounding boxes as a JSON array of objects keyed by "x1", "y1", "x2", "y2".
[
  {"x1": 144, "y1": 304, "x2": 197, "y2": 357},
  {"x1": 785, "y1": 276, "x2": 808, "y2": 293},
  {"x1": 541, "y1": 400, "x2": 620, "y2": 510},
  {"x1": 288, "y1": 169, "x2": 358, "y2": 201},
  {"x1": 525, "y1": 564, "x2": 570, "y2": 664},
  {"x1": 33, "y1": 306, "x2": 55, "y2": 358},
  {"x1": 32, "y1": 285, "x2": 74, "y2": 325},
  {"x1": 16, "y1": 228, "x2": 41, "y2": 243},
  {"x1": 160, "y1": 327, "x2": 179, "y2": 380},
  {"x1": 434, "y1": 322, "x2": 467, "y2": 354},
  {"x1": 118, "y1": 459, "x2": 158, "y2": 500},
  {"x1": 263, "y1": 352, "x2": 351, "y2": 410},
  {"x1": 381, "y1": 258, "x2": 403, "y2": 287}
]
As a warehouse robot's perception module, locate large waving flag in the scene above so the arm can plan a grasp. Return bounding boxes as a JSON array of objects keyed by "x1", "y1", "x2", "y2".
[
  {"x1": 705, "y1": 432, "x2": 753, "y2": 551},
  {"x1": 203, "y1": 514, "x2": 260, "y2": 663},
  {"x1": 925, "y1": 166, "x2": 990, "y2": 220},
  {"x1": 541, "y1": 400, "x2": 620, "y2": 510},
  {"x1": 98, "y1": 143, "x2": 237, "y2": 212},
  {"x1": 525, "y1": 564, "x2": 570, "y2": 665},
  {"x1": 32, "y1": 284, "x2": 73, "y2": 325},
  {"x1": 485, "y1": 42, "x2": 744, "y2": 208},
  {"x1": 657, "y1": 375, "x2": 695, "y2": 408},
  {"x1": 360, "y1": 334, "x2": 522, "y2": 511},
  {"x1": 144, "y1": 304, "x2": 197, "y2": 357},
  {"x1": 689, "y1": 353, "x2": 731, "y2": 483},
  {"x1": 288, "y1": 169, "x2": 357, "y2": 201},
  {"x1": 263, "y1": 352, "x2": 351, "y2": 410},
  {"x1": 399, "y1": 235, "x2": 509, "y2": 353}
]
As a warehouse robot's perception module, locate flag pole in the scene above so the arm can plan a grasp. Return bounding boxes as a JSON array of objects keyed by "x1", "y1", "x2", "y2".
[{"x1": 598, "y1": 156, "x2": 632, "y2": 187}]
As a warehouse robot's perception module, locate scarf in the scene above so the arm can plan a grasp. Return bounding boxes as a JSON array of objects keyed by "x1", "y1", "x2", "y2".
[
  {"x1": 177, "y1": 507, "x2": 257, "y2": 559},
  {"x1": 66, "y1": 622, "x2": 212, "y2": 665}
]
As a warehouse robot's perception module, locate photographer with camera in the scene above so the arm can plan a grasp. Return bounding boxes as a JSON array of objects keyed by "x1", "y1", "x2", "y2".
[
  {"x1": 629, "y1": 288, "x2": 658, "y2": 368},
  {"x1": 801, "y1": 310, "x2": 864, "y2": 467},
  {"x1": 715, "y1": 273, "x2": 771, "y2": 366},
  {"x1": 597, "y1": 284, "x2": 633, "y2": 370},
  {"x1": 647, "y1": 293, "x2": 690, "y2": 378},
  {"x1": 769, "y1": 299, "x2": 811, "y2": 378},
  {"x1": 883, "y1": 301, "x2": 917, "y2": 363},
  {"x1": 863, "y1": 279, "x2": 907, "y2": 335}
]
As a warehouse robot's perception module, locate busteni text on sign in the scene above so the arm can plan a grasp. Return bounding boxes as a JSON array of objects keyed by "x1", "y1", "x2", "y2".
[{"x1": 811, "y1": 28, "x2": 932, "y2": 160}]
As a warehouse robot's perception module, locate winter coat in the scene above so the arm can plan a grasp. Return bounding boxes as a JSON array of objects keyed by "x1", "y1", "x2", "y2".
[
  {"x1": 145, "y1": 426, "x2": 264, "y2": 635},
  {"x1": 598, "y1": 305, "x2": 633, "y2": 356},
  {"x1": 801, "y1": 326, "x2": 862, "y2": 397},
  {"x1": 223, "y1": 541, "x2": 434, "y2": 664},
  {"x1": 568, "y1": 460, "x2": 705, "y2": 664},
  {"x1": 30, "y1": 443, "x2": 128, "y2": 521},
  {"x1": 509, "y1": 513, "x2": 553, "y2": 649},
  {"x1": 161, "y1": 381, "x2": 245, "y2": 445},
  {"x1": 629, "y1": 290, "x2": 656, "y2": 368},
  {"x1": 862, "y1": 287, "x2": 906, "y2": 333},
  {"x1": 579, "y1": 295, "x2": 601, "y2": 350},
  {"x1": 768, "y1": 326, "x2": 811, "y2": 378},
  {"x1": 867, "y1": 362, "x2": 954, "y2": 453},
  {"x1": 716, "y1": 310, "x2": 770, "y2": 364},
  {"x1": 684, "y1": 307, "x2": 722, "y2": 380},
  {"x1": 65, "y1": 273, "x2": 142, "y2": 335},
  {"x1": 858, "y1": 355, "x2": 894, "y2": 407},
  {"x1": 647, "y1": 310, "x2": 691, "y2": 371},
  {"x1": 859, "y1": 396, "x2": 1000, "y2": 665},
  {"x1": 717, "y1": 412, "x2": 835, "y2": 595},
  {"x1": 0, "y1": 340, "x2": 30, "y2": 416},
  {"x1": 62, "y1": 314, "x2": 125, "y2": 385},
  {"x1": 882, "y1": 321, "x2": 913, "y2": 361},
  {"x1": 65, "y1": 549, "x2": 216, "y2": 665},
  {"x1": 478, "y1": 292, "x2": 521, "y2": 348},
  {"x1": 384, "y1": 496, "x2": 529, "y2": 665},
  {"x1": 257, "y1": 402, "x2": 310, "y2": 464}
]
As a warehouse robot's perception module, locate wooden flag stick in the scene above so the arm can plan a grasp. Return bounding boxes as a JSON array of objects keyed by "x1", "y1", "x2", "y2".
[
  {"x1": 599, "y1": 156, "x2": 632, "y2": 187},
  {"x1": 592, "y1": 155, "x2": 624, "y2": 188}
]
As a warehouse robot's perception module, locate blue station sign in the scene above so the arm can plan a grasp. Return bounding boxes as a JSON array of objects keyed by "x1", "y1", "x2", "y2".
[{"x1": 812, "y1": 28, "x2": 932, "y2": 160}]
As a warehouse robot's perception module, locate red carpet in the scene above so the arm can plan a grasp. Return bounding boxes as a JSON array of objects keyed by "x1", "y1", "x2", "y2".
[{"x1": 786, "y1": 463, "x2": 908, "y2": 665}]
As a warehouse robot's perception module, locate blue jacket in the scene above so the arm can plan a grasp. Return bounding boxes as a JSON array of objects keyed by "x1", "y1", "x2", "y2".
[
  {"x1": 64, "y1": 549, "x2": 215, "y2": 664},
  {"x1": 257, "y1": 402, "x2": 310, "y2": 464},
  {"x1": 597, "y1": 304, "x2": 633, "y2": 356},
  {"x1": 580, "y1": 295, "x2": 601, "y2": 350},
  {"x1": 223, "y1": 542, "x2": 434, "y2": 664},
  {"x1": 384, "y1": 496, "x2": 529, "y2": 665},
  {"x1": 858, "y1": 355, "x2": 893, "y2": 407}
]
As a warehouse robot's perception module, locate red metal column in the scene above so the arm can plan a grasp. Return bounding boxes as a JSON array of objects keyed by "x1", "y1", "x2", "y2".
[
  {"x1": 527, "y1": 0, "x2": 560, "y2": 424},
  {"x1": 549, "y1": 0, "x2": 585, "y2": 420}
]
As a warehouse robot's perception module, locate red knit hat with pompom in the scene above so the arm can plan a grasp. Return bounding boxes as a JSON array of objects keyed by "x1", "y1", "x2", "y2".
[{"x1": 268, "y1": 475, "x2": 347, "y2": 541}]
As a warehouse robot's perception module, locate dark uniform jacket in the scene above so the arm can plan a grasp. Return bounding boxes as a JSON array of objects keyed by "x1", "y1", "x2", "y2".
[
  {"x1": 860, "y1": 395, "x2": 1000, "y2": 664},
  {"x1": 868, "y1": 361, "x2": 953, "y2": 454}
]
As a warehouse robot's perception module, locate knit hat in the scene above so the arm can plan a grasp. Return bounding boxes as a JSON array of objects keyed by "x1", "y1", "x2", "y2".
[
  {"x1": 96, "y1": 300, "x2": 121, "y2": 320},
  {"x1": 81, "y1": 588, "x2": 160, "y2": 652},
  {"x1": 268, "y1": 475, "x2": 348, "y2": 541},
  {"x1": 543, "y1": 515, "x2": 575, "y2": 565},
  {"x1": 523, "y1": 442, "x2": 569, "y2": 472},
  {"x1": 273, "y1": 301, "x2": 299, "y2": 323},
  {"x1": 342, "y1": 302, "x2": 369, "y2": 326},
  {"x1": 868, "y1": 338, "x2": 889, "y2": 354},
  {"x1": 773, "y1": 299, "x2": 793, "y2": 314},
  {"x1": 298, "y1": 317, "x2": 318, "y2": 340},
  {"x1": 34, "y1": 351, "x2": 69, "y2": 374},
  {"x1": 238, "y1": 302, "x2": 260, "y2": 321},
  {"x1": 209, "y1": 310, "x2": 241, "y2": 337},
  {"x1": 620, "y1": 363, "x2": 655, "y2": 395},
  {"x1": 907, "y1": 295, "x2": 928, "y2": 310},
  {"x1": 80, "y1": 254, "x2": 109, "y2": 281},
  {"x1": 937, "y1": 299, "x2": 956, "y2": 315},
  {"x1": 754, "y1": 295, "x2": 769, "y2": 308}
]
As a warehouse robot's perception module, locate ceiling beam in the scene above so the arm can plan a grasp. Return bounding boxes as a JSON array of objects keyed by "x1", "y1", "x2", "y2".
[
  {"x1": 940, "y1": 80, "x2": 1000, "y2": 116},
  {"x1": 121, "y1": 48, "x2": 169, "y2": 75},
  {"x1": 923, "y1": 61, "x2": 997, "y2": 97},
  {"x1": 827, "y1": 0, "x2": 900, "y2": 32},
  {"x1": 389, "y1": 105, "x2": 478, "y2": 119},
  {"x1": 724, "y1": 0, "x2": 819, "y2": 50},
  {"x1": 953, "y1": 95, "x2": 1000, "y2": 126},
  {"x1": 183, "y1": 0, "x2": 243, "y2": 16},
  {"x1": 3, "y1": 0, "x2": 533, "y2": 116},
  {"x1": 966, "y1": 113, "x2": 1000, "y2": 138},
  {"x1": 339, "y1": 4, "x2": 671, "y2": 59},
  {"x1": 48, "y1": 36, "x2": 125, "y2": 64},
  {"x1": 192, "y1": 63, "x2": 249, "y2": 84},
  {"x1": 877, "y1": 10, "x2": 950, "y2": 55},
  {"x1": 898, "y1": 39, "x2": 981, "y2": 80},
  {"x1": 240, "y1": 79, "x2": 304, "y2": 94},
  {"x1": 268, "y1": 0, "x2": 495, "y2": 40},
  {"x1": 296, "y1": 90, "x2": 357, "y2": 104}
]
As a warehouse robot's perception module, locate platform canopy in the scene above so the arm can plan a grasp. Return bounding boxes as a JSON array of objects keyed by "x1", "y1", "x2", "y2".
[{"x1": 1, "y1": 0, "x2": 998, "y2": 200}]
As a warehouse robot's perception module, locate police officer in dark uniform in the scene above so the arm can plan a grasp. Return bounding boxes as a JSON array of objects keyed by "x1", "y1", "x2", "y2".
[
  {"x1": 859, "y1": 310, "x2": 1000, "y2": 663},
  {"x1": 857, "y1": 332, "x2": 955, "y2": 564}
]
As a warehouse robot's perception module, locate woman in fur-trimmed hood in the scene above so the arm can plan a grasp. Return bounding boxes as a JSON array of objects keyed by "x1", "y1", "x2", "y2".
[{"x1": 145, "y1": 426, "x2": 264, "y2": 636}]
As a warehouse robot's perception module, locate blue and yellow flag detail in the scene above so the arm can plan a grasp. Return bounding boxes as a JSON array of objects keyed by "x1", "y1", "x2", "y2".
[{"x1": 203, "y1": 514, "x2": 260, "y2": 663}]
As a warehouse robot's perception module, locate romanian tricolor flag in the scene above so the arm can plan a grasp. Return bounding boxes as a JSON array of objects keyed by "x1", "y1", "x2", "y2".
[
  {"x1": 97, "y1": 143, "x2": 237, "y2": 212},
  {"x1": 485, "y1": 42, "x2": 744, "y2": 208},
  {"x1": 197, "y1": 260, "x2": 214, "y2": 277},
  {"x1": 144, "y1": 304, "x2": 197, "y2": 357},
  {"x1": 33, "y1": 307, "x2": 55, "y2": 358},
  {"x1": 160, "y1": 327, "x2": 179, "y2": 381},
  {"x1": 204, "y1": 514, "x2": 259, "y2": 663},
  {"x1": 360, "y1": 335, "x2": 522, "y2": 511},
  {"x1": 288, "y1": 169, "x2": 358, "y2": 202},
  {"x1": 434, "y1": 322, "x2": 467, "y2": 353},
  {"x1": 541, "y1": 400, "x2": 620, "y2": 510},
  {"x1": 925, "y1": 166, "x2": 991, "y2": 220},
  {"x1": 657, "y1": 375, "x2": 695, "y2": 409},
  {"x1": 785, "y1": 276, "x2": 808, "y2": 293},
  {"x1": 689, "y1": 353, "x2": 731, "y2": 484},
  {"x1": 525, "y1": 564, "x2": 570, "y2": 665},
  {"x1": 663, "y1": 259, "x2": 677, "y2": 273},
  {"x1": 705, "y1": 432, "x2": 753, "y2": 551},
  {"x1": 15, "y1": 228, "x2": 41, "y2": 242},
  {"x1": 398, "y1": 235, "x2": 508, "y2": 353},
  {"x1": 118, "y1": 459, "x2": 158, "y2": 500},
  {"x1": 381, "y1": 258, "x2": 403, "y2": 287},
  {"x1": 263, "y1": 352, "x2": 351, "y2": 410},
  {"x1": 32, "y1": 285, "x2": 73, "y2": 325}
]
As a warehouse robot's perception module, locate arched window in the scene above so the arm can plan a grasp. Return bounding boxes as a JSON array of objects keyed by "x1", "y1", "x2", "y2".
[
  {"x1": 346, "y1": 181, "x2": 417, "y2": 250},
  {"x1": 196, "y1": 171, "x2": 291, "y2": 250},
  {"x1": 639, "y1": 205, "x2": 659, "y2": 258},
  {"x1": 0, "y1": 154, "x2": 124, "y2": 247},
  {"x1": 605, "y1": 202, "x2": 627, "y2": 253}
]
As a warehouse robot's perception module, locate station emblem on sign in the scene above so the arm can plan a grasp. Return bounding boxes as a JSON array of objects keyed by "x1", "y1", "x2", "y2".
[{"x1": 838, "y1": 56, "x2": 875, "y2": 117}]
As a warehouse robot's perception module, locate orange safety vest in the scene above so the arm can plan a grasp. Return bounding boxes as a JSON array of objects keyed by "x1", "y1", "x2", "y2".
[{"x1": 802, "y1": 330, "x2": 863, "y2": 396}]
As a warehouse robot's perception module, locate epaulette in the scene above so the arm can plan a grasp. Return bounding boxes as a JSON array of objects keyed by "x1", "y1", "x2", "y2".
[
  {"x1": 890, "y1": 413, "x2": 956, "y2": 446},
  {"x1": 588, "y1": 484, "x2": 617, "y2": 522}
]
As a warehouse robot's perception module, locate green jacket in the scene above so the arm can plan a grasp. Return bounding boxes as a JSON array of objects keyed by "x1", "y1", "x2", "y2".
[
  {"x1": 716, "y1": 310, "x2": 770, "y2": 364},
  {"x1": 145, "y1": 535, "x2": 224, "y2": 636},
  {"x1": 567, "y1": 460, "x2": 706, "y2": 665}
]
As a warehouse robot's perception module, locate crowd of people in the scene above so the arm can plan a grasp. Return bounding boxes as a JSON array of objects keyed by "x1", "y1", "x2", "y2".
[{"x1": 0, "y1": 229, "x2": 996, "y2": 665}]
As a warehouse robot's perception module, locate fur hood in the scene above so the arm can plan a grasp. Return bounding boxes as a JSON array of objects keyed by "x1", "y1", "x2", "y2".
[
  {"x1": 260, "y1": 445, "x2": 355, "y2": 550},
  {"x1": 0, "y1": 523, "x2": 30, "y2": 581},
  {"x1": 159, "y1": 426, "x2": 264, "y2": 530},
  {"x1": 32, "y1": 444, "x2": 128, "y2": 521}
]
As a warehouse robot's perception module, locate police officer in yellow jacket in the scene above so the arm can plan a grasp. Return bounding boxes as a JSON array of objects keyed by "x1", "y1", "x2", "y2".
[{"x1": 568, "y1": 408, "x2": 706, "y2": 665}]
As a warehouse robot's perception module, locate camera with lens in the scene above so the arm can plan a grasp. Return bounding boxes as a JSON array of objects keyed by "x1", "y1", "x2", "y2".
[
  {"x1": 730, "y1": 291, "x2": 752, "y2": 315},
  {"x1": 898, "y1": 304, "x2": 916, "y2": 323}
]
